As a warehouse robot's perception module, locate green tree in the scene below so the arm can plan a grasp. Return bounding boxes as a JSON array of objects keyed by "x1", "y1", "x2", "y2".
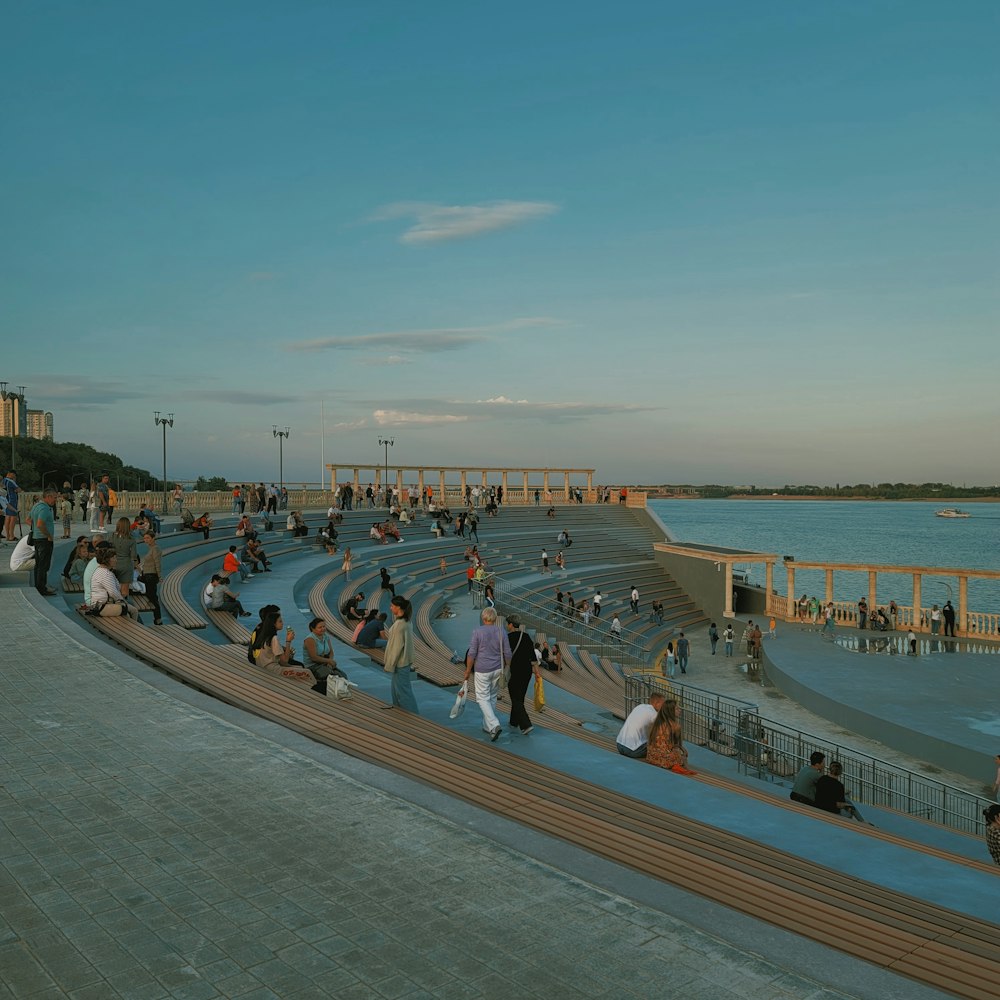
[{"x1": 195, "y1": 476, "x2": 229, "y2": 491}]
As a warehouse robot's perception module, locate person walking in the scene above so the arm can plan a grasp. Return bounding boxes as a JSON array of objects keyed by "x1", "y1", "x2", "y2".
[
  {"x1": 383, "y1": 596, "x2": 417, "y2": 712},
  {"x1": 139, "y1": 531, "x2": 163, "y2": 625},
  {"x1": 709, "y1": 622, "x2": 719, "y2": 655},
  {"x1": 723, "y1": 624, "x2": 734, "y2": 656},
  {"x1": 676, "y1": 632, "x2": 689, "y2": 674},
  {"x1": 505, "y1": 615, "x2": 539, "y2": 735},
  {"x1": 464, "y1": 607, "x2": 512, "y2": 742},
  {"x1": 942, "y1": 600, "x2": 956, "y2": 638}
]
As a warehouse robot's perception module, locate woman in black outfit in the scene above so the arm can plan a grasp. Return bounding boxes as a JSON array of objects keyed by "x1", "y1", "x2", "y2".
[{"x1": 504, "y1": 615, "x2": 540, "y2": 735}]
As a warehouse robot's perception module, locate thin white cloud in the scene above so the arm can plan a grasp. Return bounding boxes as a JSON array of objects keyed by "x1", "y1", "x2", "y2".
[
  {"x1": 286, "y1": 317, "x2": 564, "y2": 354},
  {"x1": 371, "y1": 200, "x2": 559, "y2": 244},
  {"x1": 359, "y1": 354, "x2": 412, "y2": 367},
  {"x1": 374, "y1": 409, "x2": 468, "y2": 426}
]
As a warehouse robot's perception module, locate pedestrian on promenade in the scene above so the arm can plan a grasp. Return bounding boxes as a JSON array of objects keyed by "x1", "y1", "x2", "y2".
[
  {"x1": 943, "y1": 601, "x2": 956, "y2": 637},
  {"x1": 172, "y1": 484, "x2": 184, "y2": 514},
  {"x1": 822, "y1": 602, "x2": 835, "y2": 635},
  {"x1": 608, "y1": 613, "x2": 622, "y2": 642},
  {"x1": 907, "y1": 629, "x2": 917, "y2": 655},
  {"x1": 593, "y1": 589, "x2": 602, "y2": 619},
  {"x1": 857, "y1": 597, "x2": 868, "y2": 630},
  {"x1": 505, "y1": 615, "x2": 539, "y2": 735},
  {"x1": 29, "y1": 488, "x2": 58, "y2": 596},
  {"x1": 930, "y1": 605, "x2": 941, "y2": 635},
  {"x1": 723, "y1": 624, "x2": 734, "y2": 656},
  {"x1": 342, "y1": 547, "x2": 353, "y2": 580},
  {"x1": 384, "y1": 595, "x2": 417, "y2": 713},
  {"x1": 768, "y1": 616, "x2": 777, "y2": 639},
  {"x1": 554, "y1": 588, "x2": 564, "y2": 619},
  {"x1": 676, "y1": 632, "x2": 689, "y2": 674},
  {"x1": 540, "y1": 548, "x2": 550, "y2": 574},
  {"x1": 709, "y1": 622, "x2": 719, "y2": 655},
  {"x1": 379, "y1": 567, "x2": 395, "y2": 597},
  {"x1": 464, "y1": 607, "x2": 511, "y2": 741},
  {"x1": 742, "y1": 620, "x2": 754, "y2": 657},
  {"x1": 139, "y1": 532, "x2": 163, "y2": 625},
  {"x1": 3, "y1": 470, "x2": 22, "y2": 542},
  {"x1": 889, "y1": 600, "x2": 898, "y2": 630},
  {"x1": 629, "y1": 585, "x2": 639, "y2": 615}
]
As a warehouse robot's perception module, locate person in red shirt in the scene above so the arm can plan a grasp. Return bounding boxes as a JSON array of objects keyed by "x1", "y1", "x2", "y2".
[{"x1": 223, "y1": 545, "x2": 252, "y2": 582}]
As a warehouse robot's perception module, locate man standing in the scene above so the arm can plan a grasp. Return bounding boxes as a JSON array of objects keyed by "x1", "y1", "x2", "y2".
[
  {"x1": 790, "y1": 751, "x2": 826, "y2": 805},
  {"x1": 615, "y1": 694, "x2": 665, "y2": 758},
  {"x1": 96, "y1": 474, "x2": 111, "y2": 531},
  {"x1": 540, "y1": 548, "x2": 550, "y2": 575},
  {"x1": 676, "y1": 632, "x2": 690, "y2": 674},
  {"x1": 592, "y1": 589, "x2": 602, "y2": 620},
  {"x1": 464, "y1": 607, "x2": 512, "y2": 742},
  {"x1": 29, "y1": 487, "x2": 59, "y2": 596},
  {"x1": 857, "y1": 597, "x2": 868, "y2": 630},
  {"x1": 629, "y1": 585, "x2": 639, "y2": 616},
  {"x1": 942, "y1": 600, "x2": 957, "y2": 638},
  {"x1": 3, "y1": 470, "x2": 22, "y2": 542}
]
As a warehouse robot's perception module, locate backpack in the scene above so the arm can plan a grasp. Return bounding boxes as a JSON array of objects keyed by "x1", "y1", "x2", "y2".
[
  {"x1": 248, "y1": 626, "x2": 261, "y2": 664},
  {"x1": 107, "y1": 487, "x2": 118, "y2": 506},
  {"x1": 181, "y1": 509, "x2": 194, "y2": 528}
]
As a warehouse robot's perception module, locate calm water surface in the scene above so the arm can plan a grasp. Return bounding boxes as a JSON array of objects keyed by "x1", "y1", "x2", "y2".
[{"x1": 649, "y1": 499, "x2": 1000, "y2": 612}]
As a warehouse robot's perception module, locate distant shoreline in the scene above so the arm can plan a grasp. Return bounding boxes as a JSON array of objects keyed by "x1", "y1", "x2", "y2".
[{"x1": 648, "y1": 494, "x2": 1000, "y2": 503}]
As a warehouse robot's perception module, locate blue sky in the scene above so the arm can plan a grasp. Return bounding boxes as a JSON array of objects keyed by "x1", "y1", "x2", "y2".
[{"x1": 3, "y1": 1, "x2": 998, "y2": 486}]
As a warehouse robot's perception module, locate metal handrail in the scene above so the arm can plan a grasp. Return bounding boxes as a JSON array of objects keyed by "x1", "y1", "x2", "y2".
[{"x1": 625, "y1": 675, "x2": 991, "y2": 836}]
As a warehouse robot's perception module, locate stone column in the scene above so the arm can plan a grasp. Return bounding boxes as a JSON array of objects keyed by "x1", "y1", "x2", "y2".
[
  {"x1": 417, "y1": 470, "x2": 424, "y2": 497},
  {"x1": 786, "y1": 564, "x2": 796, "y2": 618},
  {"x1": 374, "y1": 469, "x2": 381, "y2": 493},
  {"x1": 501, "y1": 470, "x2": 508, "y2": 500},
  {"x1": 522, "y1": 472, "x2": 529, "y2": 503},
  {"x1": 439, "y1": 471, "x2": 446, "y2": 503},
  {"x1": 912, "y1": 573, "x2": 922, "y2": 630},
  {"x1": 543, "y1": 470, "x2": 550, "y2": 494},
  {"x1": 868, "y1": 570, "x2": 877, "y2": 613},
  {"x1": 460, "y1": 470, "x2": 467, "y2": 496},
  {"x1": 353, "y1": 469, "x2": 360, "y2": 498},
  {"x1": 724, "y1": 563, "x2": 734, "y2": 619},
  {"x1": 825, "y1": 568, "x2": 834, "y2": 605},
  {"x1": 958, "y1": 575, "x2": 968, "y2": 635},
  {"x1": 328, "y1": 467, "x2": 336, "y2": 494},
  {"x1": 765, "y1": 561, "x2": 774, "y2": 615},
  {"x1": 563, "y1": 472, "x2": 570, "y2": 499},
  {"x1": 481, "y1": 470, "x2": 488, "y2": 489}
]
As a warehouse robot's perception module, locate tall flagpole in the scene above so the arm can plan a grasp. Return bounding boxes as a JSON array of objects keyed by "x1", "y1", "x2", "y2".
[{"x1": 320, "y1": 400, "x2": 325, "y2": 492}]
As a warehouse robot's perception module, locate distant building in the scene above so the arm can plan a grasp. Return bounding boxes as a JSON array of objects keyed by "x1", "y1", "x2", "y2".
[
  {"x1": 0, "y1": 394, "x2": 54, "y2": 441},
  {"x1": 26, "y1": 409, "x2": 54, "y2": 441}
]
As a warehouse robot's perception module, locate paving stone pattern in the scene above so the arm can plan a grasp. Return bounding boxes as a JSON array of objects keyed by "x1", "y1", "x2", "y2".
[{"x1": 0, "y1": 592, "x2": 858, "y2": 999}]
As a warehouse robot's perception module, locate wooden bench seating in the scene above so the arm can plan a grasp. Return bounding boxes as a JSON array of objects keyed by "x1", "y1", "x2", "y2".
[{"x1": 73, "y1": 611, "x2": 1000, "y2": 1000}]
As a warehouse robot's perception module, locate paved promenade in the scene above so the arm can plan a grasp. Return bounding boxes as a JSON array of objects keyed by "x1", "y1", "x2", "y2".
[{"x1": 0, "y1": 587, "x2": 949, "y2": 1000}]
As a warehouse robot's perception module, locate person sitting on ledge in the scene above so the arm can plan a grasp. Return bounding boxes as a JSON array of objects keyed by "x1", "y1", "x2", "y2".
[
  {"x1": 356, "y1": 612, "x2": 388, "y2": 649},
  {"x1": 341, "y1": 592, "x2": 366, "y2": 624},
  {"x1": 203, "y1": 574, "x2": 251, "y2": 618},
  {"x1": 286, "y1": 511, "x2": 308, "y2": 537},
  {"x1": 88, "y1": 548, "x2": 140, "y2": 620},
  {"x1": 615, "y1": 693, "x2": 665, "y2": 758},
  {"x1": 383, "y1": 520, "x2": 402, "y2": 542},
  {"x1": 790, "y1": 751, "x2": 826, "y2": 805},
  {"x1": 244, "y1": 537, "x2": 271, "y2": 572},
  {"x1": 190, "y1": 512, "x2": 213, "y2": 539},
  {"x1": 370, "y1": 522, "x2": 386, "y2": 544},
  {"x1": 813, "y1": 761, "x2": 863, "y2": 821},
  {"x1": 236, "y1": 514, "x2": 256, "y2": 540},
  {"x1": 250, "y1": 610, "x2": 309, "y2": 679}
]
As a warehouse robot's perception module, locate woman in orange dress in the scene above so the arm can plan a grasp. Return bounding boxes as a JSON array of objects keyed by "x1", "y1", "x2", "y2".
[{"x1": 646, "y1": 699, "x2": 695, "y2": 774}]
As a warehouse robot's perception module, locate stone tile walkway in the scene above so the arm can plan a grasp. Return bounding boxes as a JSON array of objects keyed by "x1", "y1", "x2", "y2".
[{"x1": 0, "y1": 591, "x2": 944, "y2": 999}]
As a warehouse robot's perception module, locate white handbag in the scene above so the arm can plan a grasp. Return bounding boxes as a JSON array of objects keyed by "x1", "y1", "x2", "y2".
[{"x1": 449, "y1": 681, "x2": 468, "y2": 719}]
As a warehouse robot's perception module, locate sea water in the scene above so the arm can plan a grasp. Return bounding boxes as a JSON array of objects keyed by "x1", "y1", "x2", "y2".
[{"x1": 649, "y1": 499, "x2": 1000, "y2": 613}]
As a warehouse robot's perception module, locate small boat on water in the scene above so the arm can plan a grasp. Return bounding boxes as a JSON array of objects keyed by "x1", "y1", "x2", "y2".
[{"x1": 935, "y1": 507, "x2": 971, "y2": 518}]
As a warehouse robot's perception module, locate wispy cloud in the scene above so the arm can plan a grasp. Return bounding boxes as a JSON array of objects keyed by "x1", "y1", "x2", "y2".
[
  {"x1": 286, "y1": 317, "x2": 564, "y2": 354},
  {"x1": 371, "y1": 200, "x2": 559, "y2": 244},
  {"x1": 374, "y1": 409, "x2": 468, "y2": 426},
  {"x1": 368, "y1": 397, "x2": 660, "y2": 427},
  {"x1": 177, "y1": 389, "x2": 300, "y2": 405},
  {"x1": 39, "y1": 377, "x2": 147, "y2": 408}
]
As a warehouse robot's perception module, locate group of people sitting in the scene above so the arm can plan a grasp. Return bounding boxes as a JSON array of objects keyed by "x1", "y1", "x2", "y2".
[{"x1": 370, "y1": 520, "x2": 403, "y2": 544}]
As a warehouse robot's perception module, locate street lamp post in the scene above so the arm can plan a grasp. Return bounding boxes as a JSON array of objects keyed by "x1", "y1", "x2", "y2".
[
  {"x1": 1, "y1": 382, "x2": 28, "y2": 470},
  {"x1": 379, "y1": 437, "x2": 394, "y2": 507},
  {"x1": 154, "y1": 412, "x2": 174, "y2": 515},
  {"x1": 273, "y1": 426, "x2": 290, "y2": 493}
]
